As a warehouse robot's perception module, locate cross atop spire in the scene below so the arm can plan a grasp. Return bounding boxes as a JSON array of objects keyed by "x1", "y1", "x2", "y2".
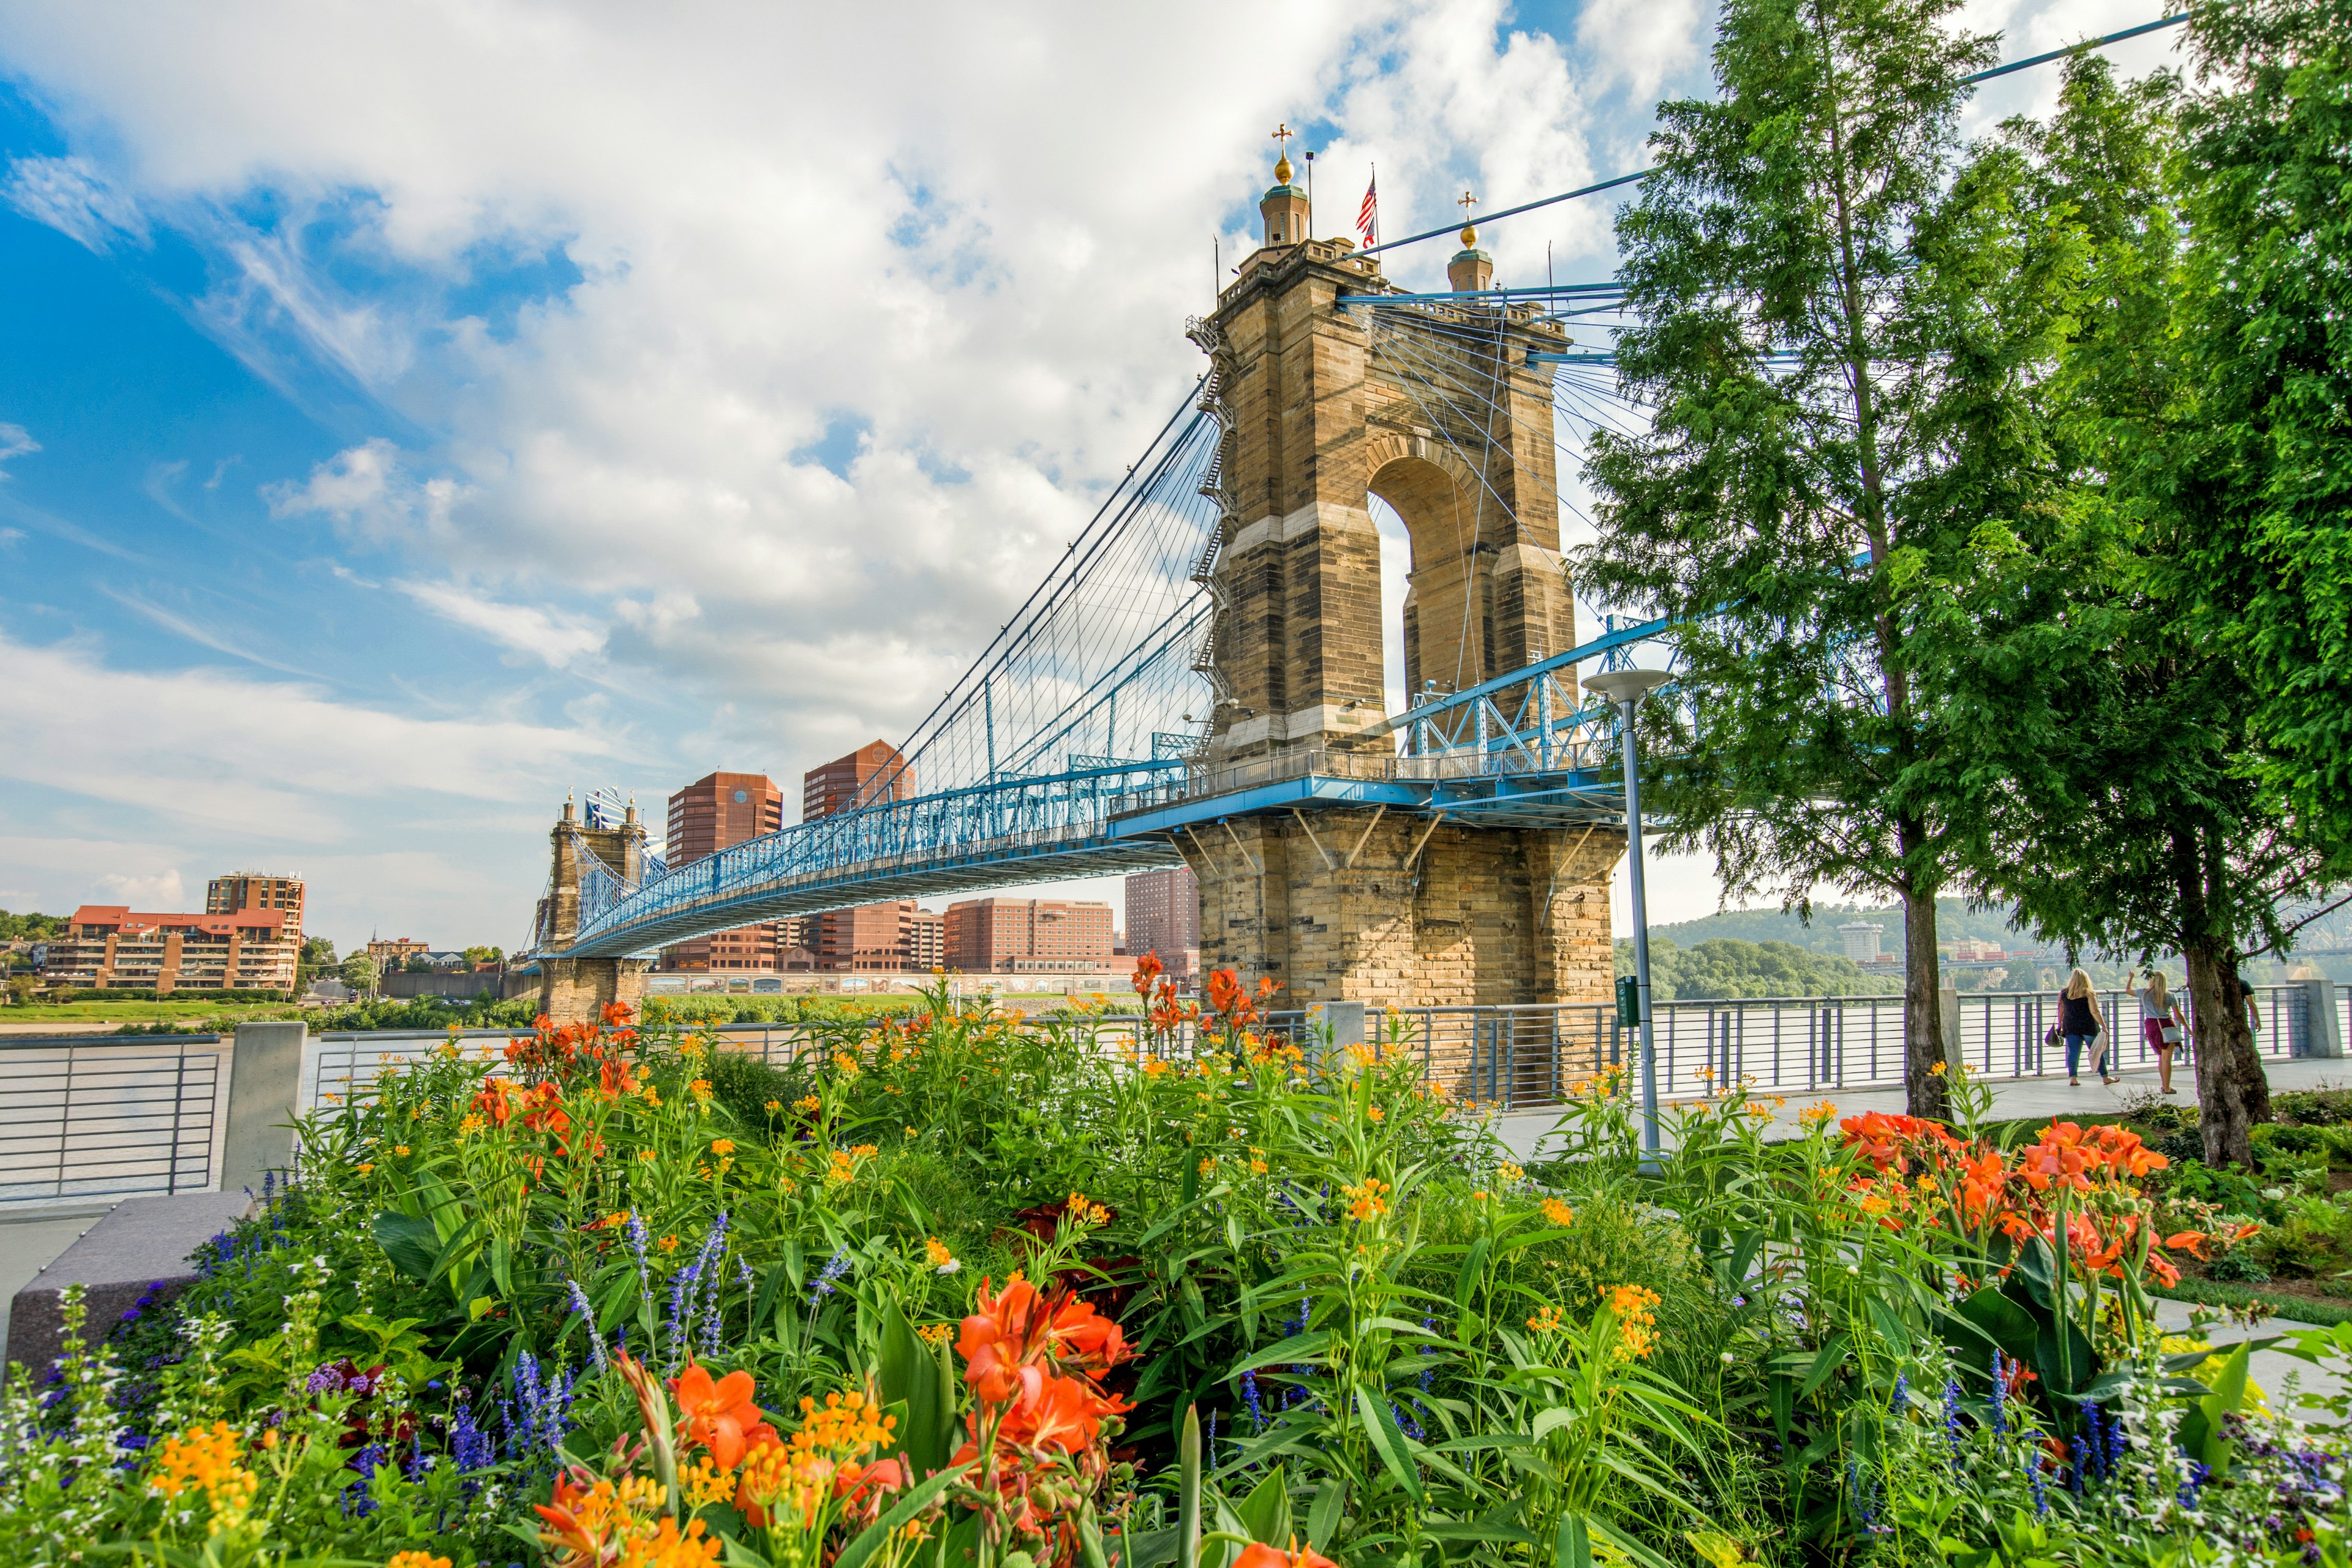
[
  {"x1": 1457, "y1": 188, "x2": 1479, "y2": 247},
  {"x1": 1271, "y1": 123, "x2": 1297, "y2": 184}
]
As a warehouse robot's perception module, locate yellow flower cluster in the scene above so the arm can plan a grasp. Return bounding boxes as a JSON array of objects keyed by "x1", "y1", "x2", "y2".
[
  {"x1": 388, "y1": 1554, "x2": 454, "y2": 1568},
  {"x1": 795, "y1": 1095, "x2": 823, "y2": 1115},
  {"x1": 792, "y1": 1389, "x2": 897, "y2": 1458},
  {"x1": 1496, "y1": 1161, "x2": 1526, "y2": 1185},
  {"x1": 1540, "y1": 1197, "x2": 1576, "y2": 1228},
  {"x1": 1526, "y1": 1304, "x2": 1565, "y2": 1334},
  {"x1": 1341, "y1": 1177, "x2": 1392, "y2": 1223},
  {"x1": 924, "y1": 1236, "x2": 957, "y2": 1271},
  {"x1": 1799, "y1": 1101, "x2": 1839, "y2": 1126},
  {"x1": 625, "y1": 1515, "x2": 721, "y2": 1568},
  {"x1": 1066, "y1": 1191, "x2": 1110, "y2": 1227},
  {"x1": 149, "y1": 1420, "x2": 260, "y2": 1521},
  {"x1": 831, "y1": 1052, "x2": 862, "y2": 1078},
  {"x1": 1605, "y1": 1283, "x2": 1662, "y2": 1362}
]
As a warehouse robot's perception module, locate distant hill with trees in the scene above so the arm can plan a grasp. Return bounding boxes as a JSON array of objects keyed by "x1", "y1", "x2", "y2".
[{"x1": 1613, "y1": 935, "x2": 1902, "y2": 1000}]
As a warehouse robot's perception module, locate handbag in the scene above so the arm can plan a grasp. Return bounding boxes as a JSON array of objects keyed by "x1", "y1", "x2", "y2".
[
  {"x1": 2043, "y1": 1025, "x2": 2062, "y2": 1048},
  {"x1": 2160, "y1": 1022, "x2": 2184, "y2": 1045}
]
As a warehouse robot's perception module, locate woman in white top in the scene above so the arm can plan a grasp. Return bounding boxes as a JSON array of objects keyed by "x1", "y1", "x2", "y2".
[{"x1": 2127, "y1": 968, "x2": 2188, "y2": 1094}]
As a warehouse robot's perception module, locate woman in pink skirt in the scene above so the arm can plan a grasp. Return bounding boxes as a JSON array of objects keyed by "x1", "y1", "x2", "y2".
[{"x1": 2127, "y1": 968, "x2": 2188, "y2": 1094}]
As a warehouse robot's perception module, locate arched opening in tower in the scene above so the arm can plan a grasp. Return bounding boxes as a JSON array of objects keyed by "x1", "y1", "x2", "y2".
[{"x1": 1370, "y1": 494, "x2": 1411, "y2": 723}]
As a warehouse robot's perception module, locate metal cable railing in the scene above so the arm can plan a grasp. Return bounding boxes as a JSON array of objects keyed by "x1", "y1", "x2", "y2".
[{"x1": 12, "y1": 983, "x2": 2340, "y2": 1202}]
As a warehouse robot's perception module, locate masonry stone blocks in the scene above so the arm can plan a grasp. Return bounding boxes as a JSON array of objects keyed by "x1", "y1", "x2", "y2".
[{"x1": 1183, "y1": 186, "x2": 1616, "y2": 1022}]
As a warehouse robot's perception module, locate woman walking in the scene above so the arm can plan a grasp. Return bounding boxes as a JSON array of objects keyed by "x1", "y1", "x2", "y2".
[
  {"x1": 2128, "y1": 968, "x2": 2189, "y2": 1095},
  {"x1": 2057, "y1": 969, "x2": 2107, "y2": 1087}
]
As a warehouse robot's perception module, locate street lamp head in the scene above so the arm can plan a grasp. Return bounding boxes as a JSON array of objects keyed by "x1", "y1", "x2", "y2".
[{"x1": 1581, "y1": 668, "x2": 1672, "y2": 706}]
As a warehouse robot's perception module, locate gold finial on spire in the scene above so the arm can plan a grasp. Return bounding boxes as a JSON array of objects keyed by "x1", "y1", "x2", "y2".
[
  {"x1": 1457, "y1": 189, "x2": 1480, "y2": 248},
  {"x1": 1272, "y1": 123, "x2": 1296, "y2": 184}
]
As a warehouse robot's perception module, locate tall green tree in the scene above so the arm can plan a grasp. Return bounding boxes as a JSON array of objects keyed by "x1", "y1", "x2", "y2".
[
  {"x1": 2173, "y1": 0, "x2": 2352, "y2": 848},
  {"x1": 1578, "y1": 0, "x2": 2076, "y2": 1117},
  {"x1": 1953, "y1": 43, "x2": 2347, "y2": 1166}
]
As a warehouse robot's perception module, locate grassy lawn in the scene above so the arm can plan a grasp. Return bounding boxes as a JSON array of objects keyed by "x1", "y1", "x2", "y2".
[{"x1": 1, "y1": 999, "x2": 307, "y2": 1027}]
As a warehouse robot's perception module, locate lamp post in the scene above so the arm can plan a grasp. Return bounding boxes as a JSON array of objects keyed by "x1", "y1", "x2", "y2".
[{"x1": 1582, "y1": 668, "x2": 1673, "y2": 1166}]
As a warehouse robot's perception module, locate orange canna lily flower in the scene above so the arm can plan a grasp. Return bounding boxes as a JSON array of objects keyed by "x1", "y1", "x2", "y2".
[
  {"x1": 1234, "y1": 1544, "x2": 1343, "y2": 1568},
  {"x1": 671, "y1": 1360, "x2": 766, "y2": 1471}
]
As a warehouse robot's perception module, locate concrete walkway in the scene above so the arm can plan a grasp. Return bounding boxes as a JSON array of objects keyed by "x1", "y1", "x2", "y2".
[{"x1": 1491, "y1": 1055, "x2": 2350, "y2": 1158}]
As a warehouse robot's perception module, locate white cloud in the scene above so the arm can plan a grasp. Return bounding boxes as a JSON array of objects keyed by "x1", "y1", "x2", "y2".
[
  {"x1": 2, "y1": 154, "x2": 147, "y2": 250},
  {"x1": 0, "y1": 421, "x2": 38, "y2": 477},
  {"x1": 396, "y1": 578, "x2": 606, "y2": 669},
  {"x1": 265, "y1": 438, "x2": 462, "y2": 545},
  {"x1": 0, "y1": 630, "x2": 617, "y2": 842},
  {"x1": 94, "y1": 867, "x2": 188, "y2": 908}
]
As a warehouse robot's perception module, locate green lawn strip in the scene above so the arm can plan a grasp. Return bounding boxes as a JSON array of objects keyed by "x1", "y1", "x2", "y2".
[{"x1": 2151, "y1": 1276, "x2": 2352, "y2": 1327}]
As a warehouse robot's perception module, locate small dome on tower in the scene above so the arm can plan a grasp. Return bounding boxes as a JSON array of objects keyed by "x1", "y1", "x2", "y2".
[
  {"x1": 1446, "y1": 193, "x2": 1493, "y2": 292},
  {"x1": 1259, "y1": 123, "x2": 1311, "y2": 247}
]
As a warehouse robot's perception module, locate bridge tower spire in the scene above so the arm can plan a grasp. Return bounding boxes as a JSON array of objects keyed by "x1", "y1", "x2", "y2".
[{"x1": 1176, "y1": 151, "x2": 1621, "y2": 1014}]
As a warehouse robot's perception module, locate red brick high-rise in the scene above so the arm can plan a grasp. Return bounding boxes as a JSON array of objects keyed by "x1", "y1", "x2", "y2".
[
  {"x1": 802, "y1": 740, "x2": 914, "y2": 820},
  {"x1": 1124, "y1": 865, "x2": 1199, "y2": 978},
  {"x1": 804, "y1": 742, "x2": 935, "y2": 972},
  {"x1": 659, "y1": 772, "x2": 785, "y2": 971}
]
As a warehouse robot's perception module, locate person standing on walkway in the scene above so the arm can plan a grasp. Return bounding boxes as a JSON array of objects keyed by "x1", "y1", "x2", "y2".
[
  {"x1": 2058, "y1": 968, "x2": 2106, "y2": 1087},
  {"x1": 2128, "y1": 968, "x2": 2188, "y2": 1094}
]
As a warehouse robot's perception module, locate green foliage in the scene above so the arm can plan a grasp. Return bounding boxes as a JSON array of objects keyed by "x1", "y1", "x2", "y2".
[
  {"x1": 305, "y1": 993, "x2": 532, "y2": 1031},
  {"x1": 0, "y1": 909, "x2": 64, "y2": 943},
  {"x1": 1613, "y1": 935, "x2": 1901, "y2": 1000},
  {"x1": 2171, "y1": 0, "x2": 2352, "y2": 846}
]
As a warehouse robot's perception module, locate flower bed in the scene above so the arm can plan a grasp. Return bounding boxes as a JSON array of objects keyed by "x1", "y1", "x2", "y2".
[{"x1": 3, "y1": 972, "x2": 2346, "y2": 1567}]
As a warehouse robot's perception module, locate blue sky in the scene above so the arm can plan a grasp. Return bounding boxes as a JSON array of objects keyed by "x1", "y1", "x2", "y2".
[{"x1": 0, "y1": 0, "x2": 2183, "y2": 949}]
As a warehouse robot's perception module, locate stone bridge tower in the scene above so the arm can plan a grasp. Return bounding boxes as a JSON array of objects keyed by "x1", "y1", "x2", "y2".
[
  {"x1": 535, "y1": 794, "x2": 652, "y2": 1023},
  {"x1": 1174, "y1": 151, "x2": 1623, "y2": 1011}
]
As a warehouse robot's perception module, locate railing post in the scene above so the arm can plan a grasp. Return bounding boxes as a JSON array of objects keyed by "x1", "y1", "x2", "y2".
[
  {"x1": 166, "y1": 1041, "x2": 189, "y2": 1197},
  {"x1": 222, "y1": 1021, "x2": 309, "y2": 1196},
  {"x1": 2302, "y1": 979, "x2": 2342, "y2": 1058}
]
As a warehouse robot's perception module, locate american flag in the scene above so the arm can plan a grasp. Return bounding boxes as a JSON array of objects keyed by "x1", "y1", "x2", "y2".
[{"x1": 1356, "y1": 171, "x2": 1378, "y2": 247}]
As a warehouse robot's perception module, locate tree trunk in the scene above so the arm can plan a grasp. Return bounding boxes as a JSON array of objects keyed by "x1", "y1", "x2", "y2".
[
  {"x1": 2185, "y1": 940, "x2": 2272, "y2": 1168},
  {"x1": 1901, "y1": 883, "x2": 1951, "y2": 1121},
  {"x1": 2170, "y1": 821, "x2": 2272, "y2": 1167}
]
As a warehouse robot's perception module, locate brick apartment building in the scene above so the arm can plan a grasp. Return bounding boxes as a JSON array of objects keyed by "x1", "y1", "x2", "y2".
[
  {"x1": 803, "y1": 742, "x2": 938, "y2": 973},
  {"x1": 660, "y1": 772, "x2": 786, "y2": 971},
  {"x1": 206, "y1": 873, "x2": 304, "y2": 944},
  {"x1": 365, "y1": 937, "x2": 431, "y2": 968},
  {"x1": 943, "y1": 898, "x2": 1115, "y2": 973},
  {"x1": 1123, "y1": 865, "x2": 1199, "y2": 978},
  {"x1": 49, "y1": 904, "x2": 299, "y2": 992}
]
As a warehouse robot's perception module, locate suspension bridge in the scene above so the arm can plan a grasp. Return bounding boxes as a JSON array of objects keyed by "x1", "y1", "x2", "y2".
[{"x1": 526, "y1": 17, "x2": 2188, "y2": 1021}]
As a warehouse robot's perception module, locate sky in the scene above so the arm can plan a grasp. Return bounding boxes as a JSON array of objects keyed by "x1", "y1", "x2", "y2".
[{"x1": 0, "y1": 0, "x2": 2188, "y2": 951}]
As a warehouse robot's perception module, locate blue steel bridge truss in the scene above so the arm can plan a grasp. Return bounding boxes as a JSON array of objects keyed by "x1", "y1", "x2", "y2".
[{"x1": 545, "y1": 282, "x2": 1677, "y2": 961}]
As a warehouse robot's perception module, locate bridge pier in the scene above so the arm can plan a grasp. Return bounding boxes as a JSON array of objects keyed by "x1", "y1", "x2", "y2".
[
  {"x1": 538, "y1": 955, "x2": 651, "y2": 1025},
  {"x1": 1181, "y1": 811, "x2": 1621, "y2": 1009}
]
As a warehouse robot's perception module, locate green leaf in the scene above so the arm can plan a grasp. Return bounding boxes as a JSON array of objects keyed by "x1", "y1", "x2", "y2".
[
  {"x1": 1455, "y1": 1236, "x2": 1491, "y2": 1308},
  {"x1": 1224, "y1": 1332, "x2": 1332, "y2": 1380},
  {"x1": 1234, "y1": 1466, "x2": 1289, "y2": 1548},
  {"x1": 878, "y1": 1298, "x2": 956, "y2": 1479},
  {"x1": 1553, "y1": 1517, "x2": 1591, "y2": 1568},
  {"x1": 373, "y1": 1211, "x2": 439, "y2": 1281},
  {"x1": 1306, "y1": 1482, "x2": 1344, "y2": 1551},
  {"x1": 1799, "y1": 1333, "x2": 1850, "y2": 1398},
  {"x1": 1353, "y1": 1382, "x2": 1425, "y2": 1504}
]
